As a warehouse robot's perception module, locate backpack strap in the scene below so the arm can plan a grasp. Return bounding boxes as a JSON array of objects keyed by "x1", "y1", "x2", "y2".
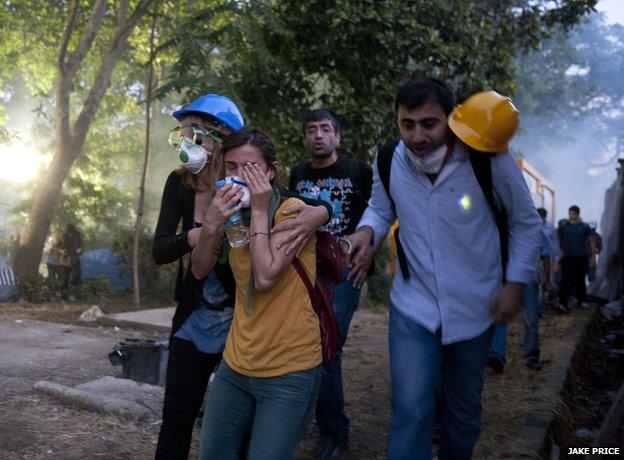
[
  {"x1": 468, "y1": 149, "x2": 509, "y2": 280},
  {"x1": 292, "y1": 257, "x2": 317, "y2": 303},
  {"x1": 377, "y1": 140, "x2": 410, "y2": 280},
  {"x1": 377, "y1": 140, "x2": 399, "y2": 214}
]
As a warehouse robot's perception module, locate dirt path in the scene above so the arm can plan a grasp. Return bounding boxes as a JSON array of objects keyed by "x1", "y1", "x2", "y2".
[{"x1": 0, "y1": 300, "x2": 579, "y2": 459}]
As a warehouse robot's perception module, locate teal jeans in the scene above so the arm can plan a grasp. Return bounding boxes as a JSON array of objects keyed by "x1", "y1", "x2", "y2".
[{"x1": 199, "y1": 362, "x2": 321, "y2": 460}]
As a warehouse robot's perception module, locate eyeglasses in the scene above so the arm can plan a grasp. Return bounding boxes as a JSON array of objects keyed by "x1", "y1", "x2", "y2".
[{"x1": 168, "y1": 123, "x2": 224, "y2": 149}]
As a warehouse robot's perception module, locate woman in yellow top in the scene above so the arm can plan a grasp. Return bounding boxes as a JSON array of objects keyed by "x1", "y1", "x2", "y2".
[{"x1": 192, "y1": 127, "x2": 322, "y2": 460}]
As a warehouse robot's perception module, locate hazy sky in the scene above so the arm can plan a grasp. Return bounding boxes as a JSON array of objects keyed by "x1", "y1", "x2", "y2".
[{"x1": 597, "y1": 0, "x2": 624, "y2": 25}]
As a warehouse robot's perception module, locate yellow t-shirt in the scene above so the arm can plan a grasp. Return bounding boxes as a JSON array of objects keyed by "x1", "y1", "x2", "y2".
[{"x1": 224, "y1": 198, "x2": 322, "y2": 377}]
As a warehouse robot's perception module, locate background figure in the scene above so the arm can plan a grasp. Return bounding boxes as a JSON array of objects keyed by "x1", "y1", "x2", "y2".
[
  {"x1": 488, "y1": 208, "x2": 554, "y2": 373},
  {"x1": 537, "y1": 207, "x2": 559, "y2": 313},
  {"x1": 587, "y1": 221, "x2": 602, "y2": 283},
  {"x1": 9, "y1": 230, "x2": 21, "y2": 266},
  {"x1": 289, "y1": 108, "x2": 373, "y2": 459},
  {"x1": 58, "y1": 224, "x2": 83, "y2": 300},
  {"x1": 556, "y1": 205, "x2": 595, "y2": 312},
  {"x1": 43, "y1": 234, "x2": 62, "y2": 283}
]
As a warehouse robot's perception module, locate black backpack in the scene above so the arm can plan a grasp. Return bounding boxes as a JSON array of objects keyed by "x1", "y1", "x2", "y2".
[{"x1": 377, "y1": 140, "x2": 509, "y2": 281}]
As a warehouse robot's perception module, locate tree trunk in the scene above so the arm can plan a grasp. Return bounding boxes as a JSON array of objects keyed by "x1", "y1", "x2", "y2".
[
  {"x1": 12, "y1": 147, "x2": 78, "y2": 277},
  {"x1": 132, "y1": 8, "x2": 157, "y2": 308},
  {"x1": 12, "y1": 0, "x2": 154, "y2": 280}
]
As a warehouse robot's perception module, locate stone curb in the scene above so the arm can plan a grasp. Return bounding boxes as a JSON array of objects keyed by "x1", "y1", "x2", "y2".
[
  {"x1": 34, "y1": 380, "x2": 151, "y2": 421},
  {"x1": 97, "y1": 316, "x2": 170, "y2": 333},
  {"x1": 504, "y1": 309, "x2": 594, "y2": 459}
]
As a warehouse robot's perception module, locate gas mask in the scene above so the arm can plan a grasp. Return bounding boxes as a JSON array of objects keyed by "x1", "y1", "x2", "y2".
[{"x1": 406, "y1": 143, "x2": 448, "y2": 175}]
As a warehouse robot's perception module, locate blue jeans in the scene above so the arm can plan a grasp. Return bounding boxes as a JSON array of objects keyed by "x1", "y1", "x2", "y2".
[
  {"x1": 199, "y1": 362, "x2": 321, "y2": 460},
  {"x1": 490, "y1": 324, "x2": 508, "y2": 362},
  {"x1": 490, "y1": 283, "x2": 540, "y2": 361},
  {"x1": 315, "y1": 270, "x2": 361, "y2": 443},
  {"x1": 388, "y1": 305, "x2": 493, "y2": 460}
]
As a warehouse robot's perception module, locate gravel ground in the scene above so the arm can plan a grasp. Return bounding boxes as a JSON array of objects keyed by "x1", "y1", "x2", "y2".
[{"x1": 0, "y1": 297, "x2": 582, "y2": 459}]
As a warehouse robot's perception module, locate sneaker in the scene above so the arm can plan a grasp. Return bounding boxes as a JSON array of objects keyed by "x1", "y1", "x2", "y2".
[
  {"x1": 526, "y1": 358, "x2": 543, "y2": 371},
  {"x1": 486, "y1": 355, "x2": 505, "y2": 374}
]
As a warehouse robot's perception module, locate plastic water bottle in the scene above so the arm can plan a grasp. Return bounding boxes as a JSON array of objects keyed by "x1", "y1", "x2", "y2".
[
  {"x1": 224, "y1": 210, "x2": 249, "y2": 248},
  {"x1": 215, "y1": 178, "x2": 249, "y2": 248}
]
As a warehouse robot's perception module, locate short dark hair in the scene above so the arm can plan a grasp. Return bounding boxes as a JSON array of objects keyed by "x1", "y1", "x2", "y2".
[
  {"x1": 395, "y1": 78, "x2": 454, "y2": 116},
  {"x1": 537, "y1": 207, "x2": 547, "y2": 218},
  {"x1": 569, "y1": 205, "x2": 580, "y2": 214},
  {"x1": 302, "y1": 108, "x2": 340, "y2": 134}
]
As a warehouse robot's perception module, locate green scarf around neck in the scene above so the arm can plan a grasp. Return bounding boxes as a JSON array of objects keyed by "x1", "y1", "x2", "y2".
[{"x1": 219, "y1": 186, "x2": 282, "y2": 315}]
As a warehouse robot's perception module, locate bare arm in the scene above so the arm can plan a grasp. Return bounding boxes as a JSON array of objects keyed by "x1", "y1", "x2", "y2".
[
  {"x1": 249, "y1": 206, "x2": 307, "y2": 290},
  {"x1": 490, "y1": 281, "x2": 524, "y2": 324},
  {"x1": 542, "y1": 256, "x2": 553, "y2": 292},
  {"x1": 191, "y1": 183, "x2": 243, "y2": 279},
  {"x1": 588, "y1": 233, "x2": 597, "y2": 267},
  {"x1": 243, "y1": 163, "x2": 307, "y2": 290}
]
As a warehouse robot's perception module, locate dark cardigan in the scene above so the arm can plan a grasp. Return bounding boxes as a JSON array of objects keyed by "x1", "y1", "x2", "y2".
[{"x1": 152, "y1": 171, "x2": 333, "y2": 334}]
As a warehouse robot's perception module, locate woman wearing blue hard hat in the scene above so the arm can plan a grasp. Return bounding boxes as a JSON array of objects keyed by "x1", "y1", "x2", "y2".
[{"x1": 153, "y1": 94, "x2": 331, "y2": 459}]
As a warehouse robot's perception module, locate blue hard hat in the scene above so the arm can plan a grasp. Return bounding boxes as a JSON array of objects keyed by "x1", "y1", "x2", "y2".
[{"x1": 172, "y1": 93, "x2": 244, "y2": 132}]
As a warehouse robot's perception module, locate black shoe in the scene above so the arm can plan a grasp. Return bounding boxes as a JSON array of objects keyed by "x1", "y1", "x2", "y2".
[
  {"x1": 315, "y1": 435, "x2": 335, "y2": 460},
  {"x1": 487, "y1": 355, "x2": 505, "y2": 374},
  {"x1": 329, "y1": 438, "x2": 350, "y2": 460},
  {"x1": 526, "y1": 358, "x2": 543, "y2": 371}
]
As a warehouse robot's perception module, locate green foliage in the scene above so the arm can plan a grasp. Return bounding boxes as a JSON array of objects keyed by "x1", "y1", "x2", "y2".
[
  {"x1": 112, "y1": 226, "x2": 177, "y2": 300},
  {"x1": 18, "y1": 275, "x2": 112, "y2": 303},
  {"x1": 0, "y1": 0, "x2": 597, "y2": 285},
  {"x1": 366, "y1": 241, "x2": 392, "y2": 309},
  {"x1": 160, "y1": 0, "x2": 596, "y2": 169},
  {"x1": 18, "y1": 276, "x2": 59, "y2": 303}
]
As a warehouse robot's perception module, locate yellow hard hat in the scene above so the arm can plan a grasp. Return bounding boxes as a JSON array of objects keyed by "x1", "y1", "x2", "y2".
[{"x1": 448, "y1": 91, "x2": 519, "y2": 153}]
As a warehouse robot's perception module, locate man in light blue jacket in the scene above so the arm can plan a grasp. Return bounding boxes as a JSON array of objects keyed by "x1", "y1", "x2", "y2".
[{"x1": 346, "y1": 79, "x2": 542, "y2": 459}]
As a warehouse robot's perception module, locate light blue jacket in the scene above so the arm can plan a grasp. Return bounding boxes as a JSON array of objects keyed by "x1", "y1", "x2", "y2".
[{"x1": 358, "y1": 140, "x2": 542, "y2": 344}]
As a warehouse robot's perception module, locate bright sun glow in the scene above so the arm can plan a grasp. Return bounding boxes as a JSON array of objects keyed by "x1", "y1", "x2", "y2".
[{"x1": 0, "y1": 140, "x2": 50, "y2": 183}]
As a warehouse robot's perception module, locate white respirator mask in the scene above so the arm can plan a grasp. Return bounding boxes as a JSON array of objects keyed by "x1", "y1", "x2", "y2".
[
  {"x1": 178, "y1": 138, "x2": 210, "y2": 174},
  {"x1": 406, "y1": 143, "x2": 448, "y2": 175}
]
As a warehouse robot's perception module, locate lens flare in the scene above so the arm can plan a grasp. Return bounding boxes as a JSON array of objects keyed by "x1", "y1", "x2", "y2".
[
  {"x1": 0, "y1": 140, "x2": 50, "y2": 183},
  {"x1": 458, "y1": 193, "x2": 472, "y2": 212}
]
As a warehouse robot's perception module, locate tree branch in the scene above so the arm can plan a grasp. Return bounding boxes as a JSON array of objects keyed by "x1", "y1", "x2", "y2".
[
  {"x1": 117, "y1": 0, "x2": 130, "y2": 27},
  {"x1": 71, "y1": 0, "x2": 154, "y2": 152},
  {"x1": 57, "y1": 0, "x2": 79, "y2": 72},
  {"x1": 65, "y1": 0, "x2": 107, "y2": 74}
]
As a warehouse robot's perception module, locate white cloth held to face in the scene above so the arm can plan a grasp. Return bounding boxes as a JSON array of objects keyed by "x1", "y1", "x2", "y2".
[{"x1": 224, "y1": 175, "x2": 251, "y2": 207}]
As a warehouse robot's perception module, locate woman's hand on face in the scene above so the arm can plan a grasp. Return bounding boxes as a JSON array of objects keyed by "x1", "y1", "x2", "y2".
[
  {"x1": 242, "y1": 162, "x2": 272, "y2": 211},
  {"x1": 203, "y1": 183, "x2": 243, "y2": 233}
]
